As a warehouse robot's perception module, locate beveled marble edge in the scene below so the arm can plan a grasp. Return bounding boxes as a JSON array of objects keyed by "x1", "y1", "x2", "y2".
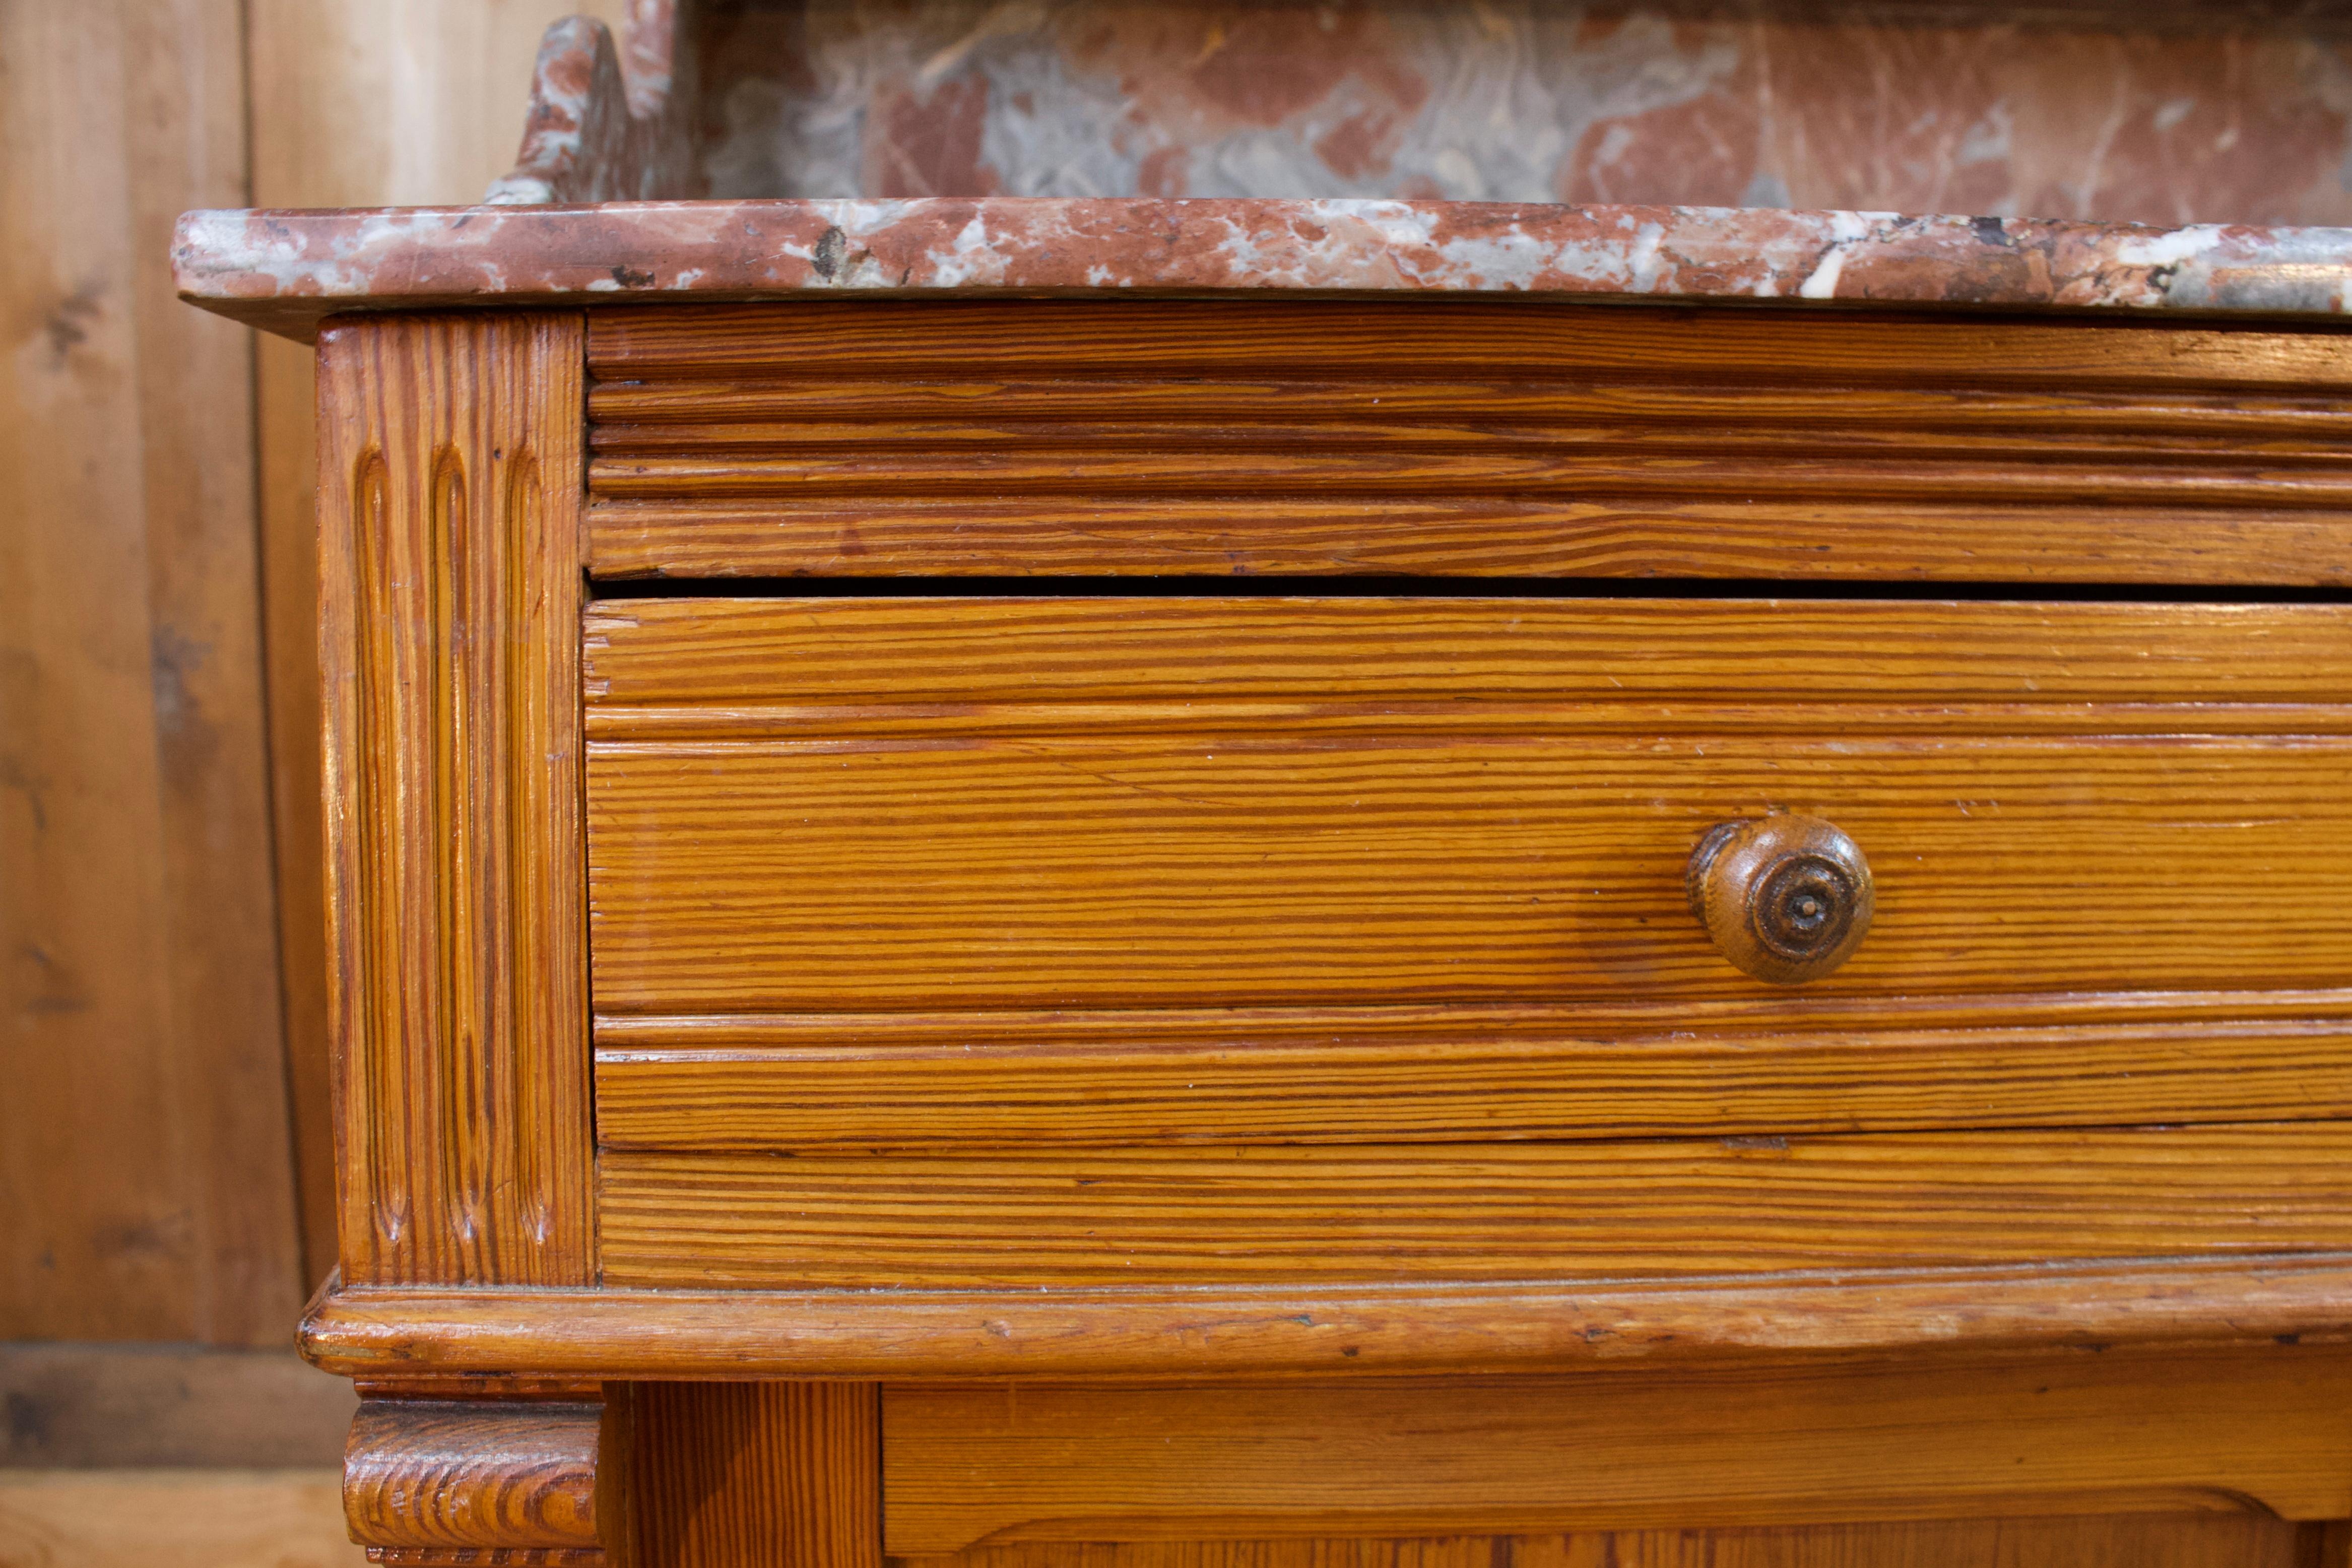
[{"x1": 173, "y1": 197, "x2": 2352, "y2": 341}]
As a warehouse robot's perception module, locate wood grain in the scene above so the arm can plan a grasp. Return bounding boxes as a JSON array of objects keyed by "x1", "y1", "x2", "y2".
[
  {"x1": 583, "y1": 598, "x2": 2352, "y2": 708},
  {"x1": 0, "y1": 1343, "x2": 353, "y2": 1467},
  {"x1": 598, "y1": 1126, "x2": 2352, "y2": 1289},
  {"x1": 247, "y1": 0, "x2": 635, "y2": 1297},
  {"x1": 589, "y1": 730, "x2": 2352, "y2": 1011},
  {"x1": 295, "y1": 1257, "x2": 2352, "y2": 1380},
  {"x1": 1, "y1": 0, "x2": 301, "y2": 1343},
  {"x1": 580, "y1": 302, "x2": 2352, "y2": 582},
  {"x1": 592, "y1": 994, "x2": 2352, "y2": 1150},
  {"x1": 583, "y1": 302, "x2": 2352, "y2": 387},
  {"x1": 343, "y1": 1397, "x2": 616, "y2": 1561},
  {"x1": 0, "y1": 1471, "x2": 366, "y2": 1568},
  {"x1": 585, "y1": 596, "x2": 2352, "y2": 1007},
  {"x1": 884, "y1": 1515, "x2": 2310, "y2": 1568},
  {"x1": 631, "y1": 1384, "x2": 881, "y2": 1568},
  {"x1": 879, "y1": 1351, "x2": 2352, "y2": 1551},
  {"x1": 586, "y1": 496, "x2": 2352, "y2": 582},
  {"x1": 317, "y1": 314, "x2": 593, "y2": 1286}
]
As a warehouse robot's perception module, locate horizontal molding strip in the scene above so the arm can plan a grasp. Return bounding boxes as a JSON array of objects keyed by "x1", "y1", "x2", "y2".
[
  {"x1": 596, "y1": 1125, "x2": 2352, "y2": 1290},
  {"x1": 586, "y1": 451, "x2": 2352, "y2": 506},
  {"x1": 300, "y1": 1255, "x2": 2352, "y2": 1379},
  {"x1": 587, "y1": 421, "x2": 2352, "y2": 467},
  {"x1": 582, "y1": 377, "x2": 2352, "y2": 435},
  {"x1": 583, "y1": 700, "x2": 2352, "y2": 742},
  {"x1": 592, "y1": 992, "x2": 2352, "y2": 1151},
  {"x1": 582, "y1": 302, "x2": 2352, "y2": 389},
  {"x1": 583, "y1": 498, "x2": 2352, "y2": 582},
  {"x1": 582, "y1": 598, "x2": 2352, "y2": 704}
]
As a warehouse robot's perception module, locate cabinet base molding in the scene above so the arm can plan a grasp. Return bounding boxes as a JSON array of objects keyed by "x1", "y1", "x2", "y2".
[{"x1": 301, "y1": 1256, "x2": 2352, "y2": 1381}]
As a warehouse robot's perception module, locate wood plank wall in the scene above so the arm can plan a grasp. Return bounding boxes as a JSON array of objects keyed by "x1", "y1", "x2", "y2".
[{"x1": 0, "y1": 0, "x2": 617, "y2": 1346}]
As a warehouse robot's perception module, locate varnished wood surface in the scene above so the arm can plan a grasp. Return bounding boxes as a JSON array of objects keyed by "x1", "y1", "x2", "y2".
[
  {"x1": 584, "y1": 304, "x2": 2352, "y2": 387},
  {"x1": 581, "y1": 302, "x2": 2352, "y2": 581},
  {"x1": 247, "y1": 0, "x2": 635, "y2": 1309},
  {"x1": 593, "y1": 994, "x2": 2352, "y2": 1150},
  {"x1": 317, "y1": 314, "x2": 593, "y2": 1287},
  {"x1": 880, "y1": 1350, "x2": 2352, "y2": 1551},
  {"x1": 587, "y1": 596, "x2": 2352, "y2": 1015},
  {"x1": 342, "y1": 1398, "x2": 609, "y2": 1555},
  {"x1": 631, "y1": 1384, "x2": 881, "y2": 1568},
  {"x1": 590, "y1": 730, "x2": 2352, "y2": 1011},
  {"x1": 589, "y1": 497, "x2": 2352, "y2": 584},
  {"x1": 599, "y1": 1126, "x2": 2352, "y2": 1289},
  {"x1": 1686, "y1": 815, "x2": 1875, "y2": 985},
  {"x1": 885, "y1": 1514, "x2": 2311, "y2": 1568},
  {"x1": 583, "y1": 598, "x2": 2352, "y2": 710},
  {"x1": 295, "y1": 1257, "x2": 2352, "y2": 1379}
]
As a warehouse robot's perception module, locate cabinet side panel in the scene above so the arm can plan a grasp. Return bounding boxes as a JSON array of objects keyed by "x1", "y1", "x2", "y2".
[{"x1": 318, "y1": 313, "x2": 591, "y2": 1285}]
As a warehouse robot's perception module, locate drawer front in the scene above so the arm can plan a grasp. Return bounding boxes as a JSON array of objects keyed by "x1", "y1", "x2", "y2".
[
  {"x1": 583, "y1": 594, "x2": 2352, "y2": 1295},
  {"x1": 587, "y1": 597, "x2": 2352, "y2": 1014}
]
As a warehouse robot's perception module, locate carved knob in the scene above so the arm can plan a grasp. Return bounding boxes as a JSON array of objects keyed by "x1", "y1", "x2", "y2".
[{"x1": 1686, "y1": 815, "x2": 1874, "y2": 985}]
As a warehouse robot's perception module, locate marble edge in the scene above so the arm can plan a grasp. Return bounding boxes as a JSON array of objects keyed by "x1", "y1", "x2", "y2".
[{"x1": 171, "y1": 197, "x2": 2352, "y2": 340}]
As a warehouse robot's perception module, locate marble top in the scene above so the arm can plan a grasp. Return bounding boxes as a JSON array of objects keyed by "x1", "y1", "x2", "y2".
[{"x1": 174, "y1": 197, "x2": 2352, "y2": 341}]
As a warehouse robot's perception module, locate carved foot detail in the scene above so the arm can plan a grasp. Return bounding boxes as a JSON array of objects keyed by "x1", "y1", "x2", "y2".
[{"x1": 345, "y1": 1392, "x2": 629, "y2": 1566}]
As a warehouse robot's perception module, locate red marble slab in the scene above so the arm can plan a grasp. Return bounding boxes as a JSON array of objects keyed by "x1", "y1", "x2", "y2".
[{"x1": 174, "y1": 195, "x2": 2352, "y2": 341}]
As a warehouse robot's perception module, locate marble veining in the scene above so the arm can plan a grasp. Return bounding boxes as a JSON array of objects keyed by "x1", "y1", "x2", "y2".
[{"x1": 699, "y1": 2, "x2": 2352, "y2": 227}]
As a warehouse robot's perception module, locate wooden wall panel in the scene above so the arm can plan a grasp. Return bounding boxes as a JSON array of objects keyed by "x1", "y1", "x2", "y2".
[
  {"x1": 0, "y1": 0, "x2": 300, "y2": 1342},
  {"x1": 317, "y1": 314, "x2": 593, "y2": 1286},
  {"x1": 246, "y1": 0, "x2": 629, "y2": 1292}
]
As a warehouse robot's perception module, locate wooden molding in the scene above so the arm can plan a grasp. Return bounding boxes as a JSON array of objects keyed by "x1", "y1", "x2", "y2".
[
  {"x1": 592, "y1": 993, "x2": 2352, "y2": 1153},
  {"x1": 299, "y1": 1256, "x2": 2352, "y2": 1381},
  {"x1": 595, "y1": 1126, "x2": 2352, "y2": 1291},
  {"x1": 580, "y1": 301, "x2": 2352, "y2": 584},
  {"x1": 344, "y1": 1393, "x2": 628, "y2": 1565},
  {"x1": 316, "y1": 313, "x2": 592, "y2": 1287}
]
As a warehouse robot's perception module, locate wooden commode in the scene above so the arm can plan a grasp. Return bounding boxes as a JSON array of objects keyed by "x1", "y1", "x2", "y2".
[{"x1": 173, "y1": 23, "x2": 2352, "y2": 1561}]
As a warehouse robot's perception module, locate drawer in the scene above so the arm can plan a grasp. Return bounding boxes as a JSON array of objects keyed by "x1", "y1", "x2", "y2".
[
  {"x1": 587, "y1": 596, "x2": 2352, "y2": 1015},
  {"x1": 584, "y1": 594, "x2": 2352, "y2": 1180}
]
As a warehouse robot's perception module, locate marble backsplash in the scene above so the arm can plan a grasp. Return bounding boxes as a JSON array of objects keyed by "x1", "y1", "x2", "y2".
[{"x1": 695, "y1": 1, "x2": 2352, "y2": 225}]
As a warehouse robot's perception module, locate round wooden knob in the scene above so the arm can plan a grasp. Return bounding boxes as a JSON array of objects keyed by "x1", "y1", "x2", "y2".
[{"x1": 1686, "y1": 815, "x2": 1874, "y2": 985}]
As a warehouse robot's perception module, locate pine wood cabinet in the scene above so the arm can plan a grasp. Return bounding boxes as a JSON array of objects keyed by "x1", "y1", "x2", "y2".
[{"x1": 287, "y1": 296, "x2": 2352, "y2": 1565}]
